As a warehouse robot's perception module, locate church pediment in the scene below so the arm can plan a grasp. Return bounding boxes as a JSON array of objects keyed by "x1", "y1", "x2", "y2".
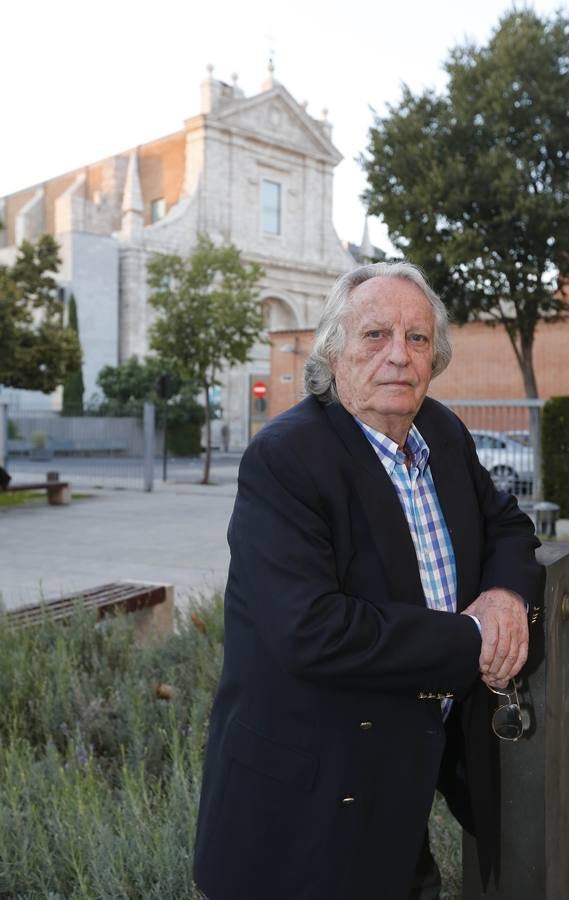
[{"x1": 212, "y1": 86, "x2": 342, "y2": 164}]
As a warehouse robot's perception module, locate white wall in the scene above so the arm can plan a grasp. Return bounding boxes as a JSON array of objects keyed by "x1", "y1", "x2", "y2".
[{"x1": 59, "y1": 232, "x2": 120, "y2": 402}]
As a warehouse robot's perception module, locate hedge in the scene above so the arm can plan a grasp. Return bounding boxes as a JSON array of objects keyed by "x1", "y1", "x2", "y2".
[{"x1": 542, "y1": 396, "x2": 569, "y2": 517}]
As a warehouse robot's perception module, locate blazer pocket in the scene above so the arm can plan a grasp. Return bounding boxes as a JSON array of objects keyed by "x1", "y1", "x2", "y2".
[{"x1": 227, "y1": 718, "x2": 318, "y2": 792}]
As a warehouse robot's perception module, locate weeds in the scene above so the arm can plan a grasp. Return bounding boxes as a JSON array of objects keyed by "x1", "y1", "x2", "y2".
[{"x1": 0, "y1": 600, "x2": 222, "y2": 898}]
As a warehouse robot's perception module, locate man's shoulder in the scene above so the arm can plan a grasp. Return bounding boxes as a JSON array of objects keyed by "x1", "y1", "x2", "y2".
[
  {"x1": 239, "y1": 396, "x2": 339, "y2": 491},
  {"x1": 417, "y1": 396, "x2": 469, "y2": 443},
  {"x1": 252, "y1": 396, "x2": 329, "y2": 448}
]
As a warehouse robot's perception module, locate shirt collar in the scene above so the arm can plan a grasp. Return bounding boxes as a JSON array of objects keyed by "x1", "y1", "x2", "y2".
[{"x1": 355, "y1": 417, "x2": 430, "y2": 476}]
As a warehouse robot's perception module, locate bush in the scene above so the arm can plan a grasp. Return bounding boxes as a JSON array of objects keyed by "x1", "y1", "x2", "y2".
[
  {"x1": 0, "y1": 600, "x2": 223, "y2": 898},
  {"x1": 7, "y1": 419, "x2": 19, "y2": 440},
  {"x1": 166, "y1": 422, "x2": 201, "y2": 457},
  {"x1": 542, "y1": 396, "x2": 569, "y2": 517}
]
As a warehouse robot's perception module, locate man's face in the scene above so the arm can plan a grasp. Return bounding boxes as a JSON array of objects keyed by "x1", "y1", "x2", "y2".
[{"x1": 333, "y1": 276, "x2": 435, "y2": 443}]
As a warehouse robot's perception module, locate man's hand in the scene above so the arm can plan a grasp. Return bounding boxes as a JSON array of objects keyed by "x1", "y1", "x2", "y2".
[{"x1": 461, "y1": 588, "x2": 528, "y2": 689}]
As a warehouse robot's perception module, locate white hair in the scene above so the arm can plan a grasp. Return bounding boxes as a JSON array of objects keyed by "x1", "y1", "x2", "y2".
[{"x1": 304, "y1": 261, "x2": 452, "y2": 403}]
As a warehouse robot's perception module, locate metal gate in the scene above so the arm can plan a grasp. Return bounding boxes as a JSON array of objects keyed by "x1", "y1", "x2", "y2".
[{"x1": 1, "y1": 405, "x2": 149, "y2": 490}]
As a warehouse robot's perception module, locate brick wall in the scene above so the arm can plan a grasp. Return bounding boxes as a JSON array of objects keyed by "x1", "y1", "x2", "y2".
[
  {"x1": 431, "y1": 319, "x2": 569, "y2": 401},
  {"x1": 268, "y1": 330, "x2": 315, "y2": 417},
  {"x1": 269, "y1": 318, "x2": 569, "y2": 419}
]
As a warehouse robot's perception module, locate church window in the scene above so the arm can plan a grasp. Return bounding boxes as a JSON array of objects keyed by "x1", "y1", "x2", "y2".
[
  {"x1": 261, "y1": 180, "x2": 281, "y2": 235},
  {"x1": 151, "y1": 198, "x2": 166, "y2": 222}
]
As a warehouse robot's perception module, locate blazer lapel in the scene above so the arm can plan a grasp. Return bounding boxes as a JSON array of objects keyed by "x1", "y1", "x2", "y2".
[{"x1": 323, "y1": 401, "x2": 427, "y2": 609}]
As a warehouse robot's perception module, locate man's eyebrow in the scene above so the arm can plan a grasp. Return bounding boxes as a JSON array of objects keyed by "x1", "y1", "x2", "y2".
[{"x1": 359, "y1": 321, "x2": 432, "y2": 333}]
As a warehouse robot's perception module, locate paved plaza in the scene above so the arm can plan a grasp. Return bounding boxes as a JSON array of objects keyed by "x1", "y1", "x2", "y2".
[{"x1": 0, "y1": 455, "x2": 241, "y2": 612}]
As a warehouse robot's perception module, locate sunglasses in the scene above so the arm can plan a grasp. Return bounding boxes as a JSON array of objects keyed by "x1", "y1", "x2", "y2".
[{"x1": 488, "y1": 681, "x2": 524, "y2": 742}]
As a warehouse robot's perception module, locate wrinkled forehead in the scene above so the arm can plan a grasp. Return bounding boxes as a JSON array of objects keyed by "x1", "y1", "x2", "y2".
[{"x1": 345, "y1": 276, "x2": 435, "y2": 327}]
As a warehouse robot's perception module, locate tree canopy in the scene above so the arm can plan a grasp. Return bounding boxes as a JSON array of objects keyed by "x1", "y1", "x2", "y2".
[
  {"x1": 147, "y1": 235, "x2": 265, "y2": 482},
  {"x1": 0, "y1": 235, "x2": 81, "y2": 392},
  {"x1": 361, "y1": 9, "x2": 569, "y2": 399},
  {"x1": 96, "y1": 355, "x2": 170, "y2": 414}
]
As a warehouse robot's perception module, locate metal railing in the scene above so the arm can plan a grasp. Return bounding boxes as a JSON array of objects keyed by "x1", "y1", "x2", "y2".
[
  {"x1": 3, "y1": 405, "x2": 149, "y2": 490},
  {"x1": 443, "y1": 400, "x2": 545, "y2": 499}
]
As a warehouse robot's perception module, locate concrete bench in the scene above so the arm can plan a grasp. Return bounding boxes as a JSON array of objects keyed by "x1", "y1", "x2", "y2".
[{"x1": 3, "y1": 580, "x2": 175, "y2": 646}]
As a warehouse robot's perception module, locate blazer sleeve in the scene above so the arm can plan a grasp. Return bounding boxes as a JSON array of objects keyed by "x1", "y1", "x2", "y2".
[
  {"x1": 459, "y1": 420, "x2": 545, "y2": 606},
  {"x1": 227, "y1": 429, "x2": 482, "y2": 697}
]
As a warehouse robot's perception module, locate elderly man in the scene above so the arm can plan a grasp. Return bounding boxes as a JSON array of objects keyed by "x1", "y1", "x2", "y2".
[{"x1": 194, "y1": 262, "x2": 544, "y2": 900}]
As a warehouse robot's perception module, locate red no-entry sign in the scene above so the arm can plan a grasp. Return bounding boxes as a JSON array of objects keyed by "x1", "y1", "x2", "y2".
[{"x1": 252, "y1": 381, "x2": 267, "y2": 398}]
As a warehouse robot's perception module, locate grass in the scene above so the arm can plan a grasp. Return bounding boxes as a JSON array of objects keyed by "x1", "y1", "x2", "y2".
[
  {"x1": 431, "y1": 791, "x2": 462, "y2": 899},
  {"x1": 0, "y1": 491, "x2": 94, "y2": 507},
  {"x1": 0, "y1": 598, "x2": 462, "y2": 898}
]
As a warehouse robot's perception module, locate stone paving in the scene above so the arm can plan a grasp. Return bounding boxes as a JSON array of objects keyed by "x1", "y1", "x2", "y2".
[{"x1": 0, "y1": 459, "x2": 240, "y2": 612}]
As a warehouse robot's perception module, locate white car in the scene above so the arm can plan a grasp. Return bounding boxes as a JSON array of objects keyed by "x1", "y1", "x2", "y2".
[{"x1": 469, "y1": 429, "x2": 534, "y2": 494}]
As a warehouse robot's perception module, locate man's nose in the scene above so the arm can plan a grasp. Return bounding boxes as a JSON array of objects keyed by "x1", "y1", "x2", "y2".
[{"x1": 387, "y1": 332, "x2": 410, "y2": 366}]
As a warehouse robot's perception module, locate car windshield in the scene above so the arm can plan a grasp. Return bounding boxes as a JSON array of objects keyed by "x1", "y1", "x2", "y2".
[{"x1": 507, "y1": 433, "x2": 531, "y2": 448}]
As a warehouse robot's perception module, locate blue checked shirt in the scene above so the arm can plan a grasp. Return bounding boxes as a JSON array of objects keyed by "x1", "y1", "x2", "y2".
[
  {"x1": 356, "y1": 418, "x2": 458, "y2": 616},
  {"x1": 357, "y1": 419, "x2": 461, "y2": 716}
]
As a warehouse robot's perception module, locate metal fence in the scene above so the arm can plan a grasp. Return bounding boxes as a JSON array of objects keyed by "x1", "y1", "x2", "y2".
[
  {"x1": 0, "y1": 398, "x2": 548, "y2": 498},
  {"x1": 443, "y1": 399, "x2": 545, "y2": 499},
  {"x1": 1, "y1": 405, "x2": 152, "y2": 490}
]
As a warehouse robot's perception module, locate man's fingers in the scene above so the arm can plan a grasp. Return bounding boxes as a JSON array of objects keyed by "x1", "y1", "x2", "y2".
[
  {"x1": 479, "y1": 615, "x2": 499, "y2": 672},
  {"x1": 493, "y1": 639, "x2": 528, "y2": 683},
  {"x1": 488, "y1": 626, "x2": 514, "y2": 677},
  {"x1": 482, "y1": 673, "x2": 510, "y2": 690}
]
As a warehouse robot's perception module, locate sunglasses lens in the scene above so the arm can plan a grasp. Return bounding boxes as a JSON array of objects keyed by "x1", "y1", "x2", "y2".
[{"x1": 493, "y1": 703, "x2": 523, "y2": 740}]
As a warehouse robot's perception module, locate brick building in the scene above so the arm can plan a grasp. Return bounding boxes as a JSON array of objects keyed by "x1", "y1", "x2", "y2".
[{"x1": 0, "y1": 64, "x2": 353, "y2": 448}]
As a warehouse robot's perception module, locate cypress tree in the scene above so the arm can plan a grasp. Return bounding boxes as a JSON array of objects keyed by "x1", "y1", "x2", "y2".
[{"x1": 62, "y1": 293, "x2": 85, "y2": 414}]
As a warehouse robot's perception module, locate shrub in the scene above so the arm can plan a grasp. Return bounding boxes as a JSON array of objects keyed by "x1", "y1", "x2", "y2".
[
  {"x1": 7, "y1": 419, "x2": 19, "y2": 440},
  {"x1": 166, "y1": 422, "x2": 202, "y2": 457},
  {"x1": 31, "y1": 430, "x2": 47, "y2": 450},
  {"x1": 0, "y1": 599, "x2": 223, "y2": 898},
  {"x1": 542, "y1": 396, "x2": 569, "y2": 517}
]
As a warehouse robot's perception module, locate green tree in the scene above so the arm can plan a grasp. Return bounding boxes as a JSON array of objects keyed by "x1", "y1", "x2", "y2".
[
  {"x1": 361, "y1": 9, "x2": 569, "y2": 402},
  {"x1": 147, "y1": 235, "x2": 265, "y2": 483},
  {"x1": 62, "y1": 293, "x2": 85, "y2": 414},
  {"x1": 0, "y1": 235, "x2": 81, "y2": 392},
  {"x1": 96, "y1": 355, "x2": 168, "y2": 415},
  {"x1": 96, "y1": 356, "x2": 205, "y2": 457}
]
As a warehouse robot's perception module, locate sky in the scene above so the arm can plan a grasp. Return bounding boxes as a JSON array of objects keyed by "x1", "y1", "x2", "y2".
[{"x1": 0, "y1": 0, "x2": 563, "y2": 252}]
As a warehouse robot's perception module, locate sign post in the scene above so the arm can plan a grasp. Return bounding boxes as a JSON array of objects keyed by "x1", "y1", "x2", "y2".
[{"x1": 249, "y1": 378, "x2": 269, "y2": 440}]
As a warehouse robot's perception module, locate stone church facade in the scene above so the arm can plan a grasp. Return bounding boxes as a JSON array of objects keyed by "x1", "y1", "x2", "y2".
[{"x1": 0, "y1": 65, "x2": 353, "y2": 448}]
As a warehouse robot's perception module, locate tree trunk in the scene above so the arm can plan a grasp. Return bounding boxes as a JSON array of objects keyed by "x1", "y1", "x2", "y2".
[
  {"x1": 201, "y1": 382, "x2": 212, "y2": 485},
  {"x1": 518, "y1": 335, "x2": 542, "y2": 501}
]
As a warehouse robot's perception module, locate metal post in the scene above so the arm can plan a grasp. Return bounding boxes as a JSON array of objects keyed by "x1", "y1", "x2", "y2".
[
  {"x1": 0, "y1": 402, "x2": 8, "y2": 469},
  {"x1": 143, "y1": 402, "x2": 155, "y2": 493},
  {"x1": 463, "y1": 543, "x2": 569, "y2": 899},
  {"x1": 162, "y1": 399, "x2": 168, "y2": 482}
]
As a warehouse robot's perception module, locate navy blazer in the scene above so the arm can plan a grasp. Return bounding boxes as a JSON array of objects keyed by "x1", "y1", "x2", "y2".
[{"x1": 194, "y1": 395, "x2": 544, "y2": 900}]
